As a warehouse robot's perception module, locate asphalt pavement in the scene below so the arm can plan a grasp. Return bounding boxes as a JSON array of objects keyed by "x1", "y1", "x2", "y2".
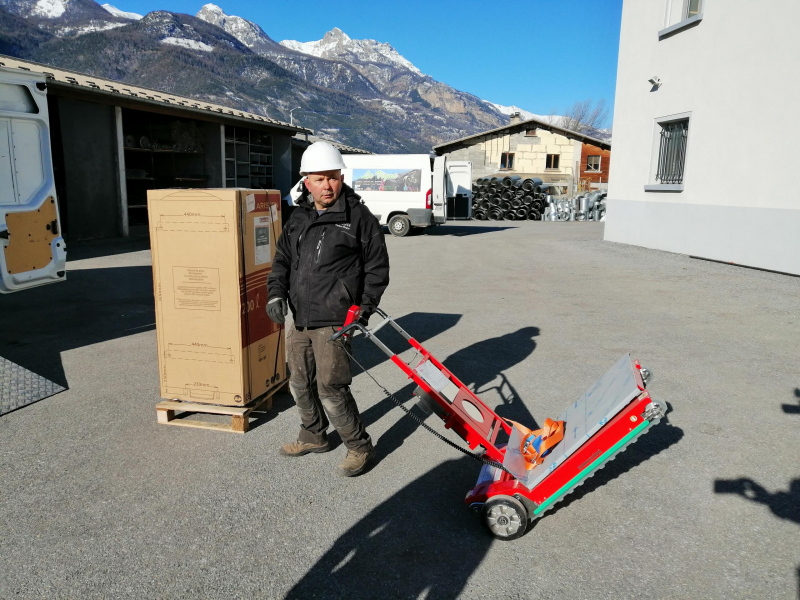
[{"x1": 1, "y1": 222, "x2": 798, "y2": 599}]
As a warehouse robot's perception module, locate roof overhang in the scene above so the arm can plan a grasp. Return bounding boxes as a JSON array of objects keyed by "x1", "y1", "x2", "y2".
[
  {"x1": 433, "y1": 117, "x2": 611, "y2": 153},
  {"x1": 0, "y1": 55, "x2": 311, "y2": 135},
  {"x1": 292, "y1": 133, "x2": 372, "y2": 154}
]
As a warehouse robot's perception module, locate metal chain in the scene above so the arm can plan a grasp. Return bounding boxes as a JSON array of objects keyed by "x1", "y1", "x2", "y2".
[{"x1": 343, "y1": 344, "x2": 514, "y2": 476}]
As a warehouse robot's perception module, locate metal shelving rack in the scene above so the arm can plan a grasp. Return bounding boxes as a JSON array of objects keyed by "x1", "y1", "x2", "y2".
[
  {"x1": 122, "y1": 109, "x2": 208, "y2": 229},
  {"x1": 224, "y1": 127, "x2": 273, "y2": 189}
]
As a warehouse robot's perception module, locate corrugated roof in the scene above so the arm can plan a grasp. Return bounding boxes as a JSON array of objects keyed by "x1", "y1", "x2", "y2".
[
  {"x1": 433, "y1": 117, "x2": 611, "y2": 152},
  {"x1": 0, "y1": 54, "x2": 310, "y2": 134}
]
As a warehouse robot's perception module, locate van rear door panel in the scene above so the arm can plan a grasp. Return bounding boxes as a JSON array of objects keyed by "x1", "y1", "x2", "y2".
[
  {"x1": 432, "y1": 156, "x2": 447, "y2": 223},
  {"x1": 0, "y1": 68, "x2": 65, "y2": 293}
]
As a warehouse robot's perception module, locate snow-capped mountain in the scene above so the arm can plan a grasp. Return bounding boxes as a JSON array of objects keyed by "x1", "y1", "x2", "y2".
[
  {"x1": 0, "y1": 0, "x2": 130, "y2": 35},
  {"x1": 136, "y1": 10, "x2": 248, "y2": 53},
  {"x1": 487, "y1": 101, "x2": 612, "y2": 141},
  {"x1": 2, "y1": 0, "x2": 574, "y2": 151},
  {"x1": 281, "y1": 27, "x2": 422, "y2": 76},
  {"x1": 195, "y1": 3, "x2": 280, "y2": 54},
  {"x1": 101, "y1": 3, "x2": 141, "y2": 20},
  {"x1": 194, "y1": 5, "x2": 506, "y2": 144},
  {"x1": 486, "y1": 102, "x2": 554, "y2": 123}
]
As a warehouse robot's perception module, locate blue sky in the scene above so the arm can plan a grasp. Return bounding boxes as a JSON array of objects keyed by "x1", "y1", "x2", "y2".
[{"x1": 113, "y1": 0, "x2": 623, "y2": 125}]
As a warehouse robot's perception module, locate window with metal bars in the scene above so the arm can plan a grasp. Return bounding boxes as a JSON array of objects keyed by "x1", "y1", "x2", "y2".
[{"x1": 655, "y1": 119, "x2": 688, "y2": 184}]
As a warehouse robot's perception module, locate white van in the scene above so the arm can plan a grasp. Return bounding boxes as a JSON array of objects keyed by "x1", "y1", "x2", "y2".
[
  {"x1": 0, "y1": 67, "x2": 66, "y2": 293},
  {"x1": 287, "y1": 154, "x2": 471, "y2": 236}
]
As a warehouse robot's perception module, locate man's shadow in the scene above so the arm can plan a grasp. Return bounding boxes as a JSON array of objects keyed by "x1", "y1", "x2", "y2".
[
  {"x1": 444, "y1": 326, "x2": 541, "y2": 427},
  {"x1": 359, "y1": 326, "x2": 542, "y2": 464},
  {"x1": 350, "y1": 312, "x2": 462, "y2": 373},
  {"x1": 780, "y1": 387, "x2": 800, "y2": 414},
  {"x1": 714, "y1": 477, "x2": 800, "y2": 525},
  {"x1": 285, "y1": 456, "x2": 493, "y2": 600},
  {"x1": 714, "y1": 389, "x2": 800, "y2": 598},
  {"x1": 714, "y1": 390, "x2": 800, "y2": 526}
]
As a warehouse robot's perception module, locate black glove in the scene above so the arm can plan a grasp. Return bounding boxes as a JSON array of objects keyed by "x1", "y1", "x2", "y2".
[
  {"x1": 267, "y1": 298, "x2": 288, "y2": 324},
  {"x1": 358, "y1": 306, "x2": 372, "y2": 327}
]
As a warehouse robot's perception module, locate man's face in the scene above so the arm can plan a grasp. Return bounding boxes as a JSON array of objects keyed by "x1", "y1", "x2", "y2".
[{"x1": 304, "y1": 170, "x2": 343, "y2": 210}]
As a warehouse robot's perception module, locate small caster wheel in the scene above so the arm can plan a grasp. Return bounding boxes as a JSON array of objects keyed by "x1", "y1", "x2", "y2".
[{"x1": 482, "y1": 495, "x2": 528, "y2": 541}]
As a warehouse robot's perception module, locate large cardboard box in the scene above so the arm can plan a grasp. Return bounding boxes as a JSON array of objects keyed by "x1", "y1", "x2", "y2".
[{"x1": 147, "y1": 188, "x2": 285, "y2": 406}]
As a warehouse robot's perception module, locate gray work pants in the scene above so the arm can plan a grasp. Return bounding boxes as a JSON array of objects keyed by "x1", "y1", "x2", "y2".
[{"x1": 287, "y1": 325, "x2": 372, "y2": 452}]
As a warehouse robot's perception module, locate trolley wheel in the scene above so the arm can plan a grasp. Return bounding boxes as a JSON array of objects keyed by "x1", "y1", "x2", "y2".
[
  {"x1": 388, "y1": 215, "x2": 411, "y2": 237},
  {"x1": 482, "y1": 495, "x2": 528, "y2": 541}
]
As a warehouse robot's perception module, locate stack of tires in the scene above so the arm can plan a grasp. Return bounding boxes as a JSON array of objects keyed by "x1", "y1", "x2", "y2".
[{"x1": 471, "y1": 176, "x2": 548, "y2": 221}]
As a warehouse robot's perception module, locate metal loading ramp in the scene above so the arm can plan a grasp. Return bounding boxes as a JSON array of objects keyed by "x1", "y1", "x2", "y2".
[
  {"x1": 1, "y1": 356, "x2": 65, "y2": 416},
  {"x1": 503, "y1": 353, "x2": 643, "y2": 488}
]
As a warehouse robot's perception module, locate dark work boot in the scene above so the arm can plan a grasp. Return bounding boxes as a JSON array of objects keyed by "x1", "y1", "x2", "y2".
[
  {"x1": 335, "y1": 447, "x2": 376, "y2": 477},
  {"x1": 278, "y1": 440, "x2": 331, "y2": 457}
]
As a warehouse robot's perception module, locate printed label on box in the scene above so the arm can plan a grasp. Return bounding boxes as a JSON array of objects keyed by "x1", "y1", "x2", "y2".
[
  {"x1": 246, "y1": 194, "x2": 256, "y2": 213},
  {"x1": 172, "y1": 266, "x2": 221, "y2": 310},
  {"x1": 270, "y1": 204, "x2": 278, "y2": 222},
  {"x1": 254, "y1": 216, "x2": 271, "y2": 265}
]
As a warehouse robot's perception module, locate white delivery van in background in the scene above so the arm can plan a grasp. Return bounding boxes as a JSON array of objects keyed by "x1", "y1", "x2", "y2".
[
  {"x1": 287, "y1": 154, "x2": 471, "y2": 237},
  {"x1": 0, "y1": 67, "x2": 66, "y2": 293}
]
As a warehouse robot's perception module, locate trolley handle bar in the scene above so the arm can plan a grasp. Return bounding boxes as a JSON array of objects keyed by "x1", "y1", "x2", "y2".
[
  {"x1": 331, "y1": 322, "x2": 368, "y2": 342},
  {"x1": 330, "y1": 309, "x2": 406, "y2": 359}
]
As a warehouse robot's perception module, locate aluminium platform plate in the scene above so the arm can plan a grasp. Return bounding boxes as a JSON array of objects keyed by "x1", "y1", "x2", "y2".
[
  {"x1": 1, "y1": 356, "x2": 65, "y2": 416},
  {"x1": 503, "y1": 353, "x2": 642, "y2": 489}
]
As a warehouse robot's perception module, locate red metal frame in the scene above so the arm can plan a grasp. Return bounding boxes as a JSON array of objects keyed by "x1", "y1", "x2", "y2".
[
  {"x1": 334, "y1": 308, "x2": 654, "y2": 513},
  {"x1": 389, "y1": 338, "x2": 511, "y2": 462}
]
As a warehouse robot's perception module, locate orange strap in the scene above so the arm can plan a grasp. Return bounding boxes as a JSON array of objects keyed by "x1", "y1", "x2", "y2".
[{"x1": 509, "y1": 418, "x2": 565, "y2": 471}]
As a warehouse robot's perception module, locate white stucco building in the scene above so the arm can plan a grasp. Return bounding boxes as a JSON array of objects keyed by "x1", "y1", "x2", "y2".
[{"x1": 605, "y1": 1, "x2": 800, "y2": 275}]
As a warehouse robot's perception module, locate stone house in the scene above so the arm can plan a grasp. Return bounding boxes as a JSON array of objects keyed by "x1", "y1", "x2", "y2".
[{"x1": 433, "y1": 114, "x2": 611, "y2": 194}]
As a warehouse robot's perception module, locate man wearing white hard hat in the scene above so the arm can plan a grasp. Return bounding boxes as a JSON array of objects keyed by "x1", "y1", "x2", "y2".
[{"x1": 267, "y1": 141, "x2": 390, "y2": 477}]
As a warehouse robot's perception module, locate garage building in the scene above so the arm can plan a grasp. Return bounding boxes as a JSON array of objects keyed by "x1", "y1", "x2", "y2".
[{"x1": 0, "y1": 55, "x2": 309, "y2": 242}]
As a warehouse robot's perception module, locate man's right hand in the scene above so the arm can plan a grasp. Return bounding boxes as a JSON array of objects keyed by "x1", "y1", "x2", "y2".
[{"x1": 267, "y1": 298, "x2": 288, "y2": 324}]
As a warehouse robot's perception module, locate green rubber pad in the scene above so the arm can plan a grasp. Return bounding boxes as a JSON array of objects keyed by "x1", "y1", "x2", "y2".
[{"x1": 533, "y1": 419, "x2": 650, "y2": 515}]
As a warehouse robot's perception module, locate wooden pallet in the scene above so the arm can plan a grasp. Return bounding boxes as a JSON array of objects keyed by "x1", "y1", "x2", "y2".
[{"x1": 156, "y1": 381, "x2": 289, "y2": 433}]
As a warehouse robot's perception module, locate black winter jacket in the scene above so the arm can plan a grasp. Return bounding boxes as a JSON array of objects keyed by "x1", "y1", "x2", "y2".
[{"x1": 267, "y1": 184, "x2": 390, "y2": 328}]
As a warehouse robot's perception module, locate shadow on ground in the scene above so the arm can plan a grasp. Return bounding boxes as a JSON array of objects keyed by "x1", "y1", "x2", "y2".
[
  {"x1": 781, "y1": 387, "x2": 800, "y2": 414},
  {"x1": 714, "y1": 390, "x2": 800, "y2": 525},
  {"x1": 65, "y1": 236, "x2": 151, "y2": 262},
  {"x1": 714, "y1": 390, "x2": 800, "y2": 598},
  {"x1": 443, "y1": 326, "x2": 541, "y2": 427},
  {"x1": 247, "y1": 391, "x2": 298, "y2": 431},
  {"x1": 550, "y1": 410, "x2": 684, "y2": 516},
  {"x1": 0, "y1": 265, "x2": 156, "y2": 391},
  {"x1": 285, "y1": 456, "x2": 493, "y2": 600},
  {"x1": 714, "y1": 477, "x2": 800, "y2": 525},
  {"x1": 350, "y1": 312, "x2": 462, "y2": 374},
  {"x1": 357, "y1": 325, "x2": 540, "y2": 467},
  {"x1": 421, "y1": 225, "x2": 517, "y2": 237}
]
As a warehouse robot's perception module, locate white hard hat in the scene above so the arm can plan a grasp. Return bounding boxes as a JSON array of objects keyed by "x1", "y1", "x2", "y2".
[{"x1": 300, "y1": 141, "x2": 347, "y2": 175}]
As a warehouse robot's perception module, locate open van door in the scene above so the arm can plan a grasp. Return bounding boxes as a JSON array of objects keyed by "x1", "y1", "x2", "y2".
[
  {"x1": 0, "y1": 67, "x2": 66, "y2": 293},
  {"x1": 445, "y1": 160, "x2": 472, "y2": 220},
  {"x1": 432, "y1": 156, "x2": 447, "y2": 224}
]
